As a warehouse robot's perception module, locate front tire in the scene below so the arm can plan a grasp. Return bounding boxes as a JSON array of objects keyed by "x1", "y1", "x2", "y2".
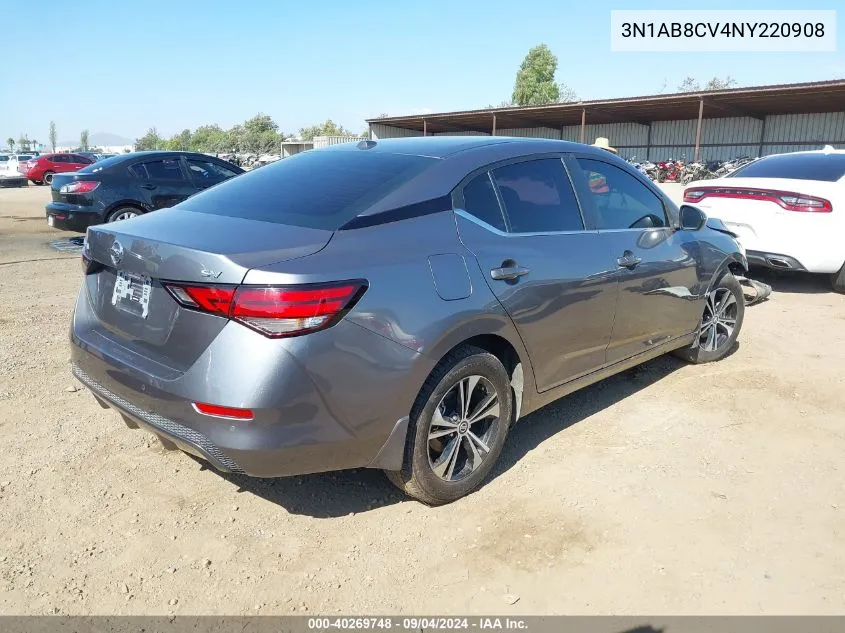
[
  {"x1": 674, "y1": 272, "x2": 745, "y2": 364},
  {"x1": 385, "y1": 345, "x2": 513, "y2": 505},
  {"x1": 830, "y1": 262, "x2": 845, "y2": 294}
]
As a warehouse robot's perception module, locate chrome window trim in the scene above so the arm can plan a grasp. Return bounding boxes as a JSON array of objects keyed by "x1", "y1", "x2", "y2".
[{"x1": 455, "y1": 208, "x2": 597, "y2": 238}]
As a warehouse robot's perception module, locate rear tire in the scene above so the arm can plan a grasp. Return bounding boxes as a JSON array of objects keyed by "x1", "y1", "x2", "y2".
[
  {"x1": 674, "y1": 272, "x2": 745, "y2": 364},
  {"x1": 830, "y1": 262, "x2": 845, "y2": 294},
  {"x1": 107, "y1": 207, "x2": 140, "y2": 223},
  {"x1": 385, "y1": 345, "x2": 513, "y2": 505},
  {"x1": 43, "y1": 171, "x2": 54, "y2": 185}
]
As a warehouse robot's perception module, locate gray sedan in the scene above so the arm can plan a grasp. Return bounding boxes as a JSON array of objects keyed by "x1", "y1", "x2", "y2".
[{"x1": 71, "y1": 137, "x2": 746, "y2": 504}]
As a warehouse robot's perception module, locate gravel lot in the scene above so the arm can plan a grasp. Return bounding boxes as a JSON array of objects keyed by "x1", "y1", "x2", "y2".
[{"x1": 1, "y1": 185, "x2": 844, "y2": 615}]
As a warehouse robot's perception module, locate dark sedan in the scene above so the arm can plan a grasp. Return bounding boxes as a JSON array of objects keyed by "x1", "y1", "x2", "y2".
[{"x1": 46, "y1": 151, "x2": 244, "y2": 232}]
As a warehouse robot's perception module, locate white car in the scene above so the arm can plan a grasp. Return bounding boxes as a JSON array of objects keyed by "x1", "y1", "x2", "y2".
[
  {"x1": 683, "y1": 148, "x2": 845, "y2": 292},
  {"x1": 0, "y1": 153, "x2": 28, "y2": 187}
]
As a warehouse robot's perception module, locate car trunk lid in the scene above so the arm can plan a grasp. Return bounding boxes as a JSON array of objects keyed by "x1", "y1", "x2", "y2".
[
  {"x1": 82, "y1": 209, "x2": 333, "y2": 366},
  {"x1": 684, "y1": 176, "x2": 838, "y2": 251}
]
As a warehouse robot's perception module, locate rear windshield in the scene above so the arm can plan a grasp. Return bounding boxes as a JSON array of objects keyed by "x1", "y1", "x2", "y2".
[
  {"x1": 178, "y1": 150, "x2": 437, "y2": 230},
  {"x1": 17, "y1": 155, "x2": 32, "y2": 161},
  {"x1": 77, "y1": 154, "x2": 129, "y2": 174},
  {"x1": 729, "y1": 153, "x2": 845, "y2": 182}
]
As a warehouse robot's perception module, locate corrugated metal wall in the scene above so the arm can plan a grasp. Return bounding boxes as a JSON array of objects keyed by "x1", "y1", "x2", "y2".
[
  {"x1": 371, "y1": 111, "x2": 845, "y2": 162},
  {"x1": 312, "y1": 135, "x2": 366, "y2": 148}
]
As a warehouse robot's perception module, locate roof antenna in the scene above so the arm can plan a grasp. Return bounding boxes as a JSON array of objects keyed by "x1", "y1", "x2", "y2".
[{"x1": 357, "y1": 140, "x2": 377, "y2": 150}]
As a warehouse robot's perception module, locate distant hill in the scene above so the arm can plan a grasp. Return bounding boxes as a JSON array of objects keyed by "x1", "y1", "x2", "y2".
[{"x1": 58, "y1": 132, "x2": 133, "y2": 147}]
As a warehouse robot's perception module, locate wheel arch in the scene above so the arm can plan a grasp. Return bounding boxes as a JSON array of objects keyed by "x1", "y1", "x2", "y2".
[
  {"x1": 104, "y1": 200, "x2": 148, "y2": 219},
  {"x1": 421, "y1": 326, "x2": 533, "y2": 424},
  {"x1": 712, "y1": 252, "x2": 748, "y2": 289}
]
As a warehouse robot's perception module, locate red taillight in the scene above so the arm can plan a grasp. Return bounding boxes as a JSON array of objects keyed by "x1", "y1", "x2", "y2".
[
  {"x1": 164, "y1": 281, "x2": 366, "y2": 338},
  {"x1": 192, "y1": 402, "x2": 253, "y2": 420},
  {"x1": 683, "y1": 187, "x2": 832, "y2": 213},
  {"x1": 167, "y1": 285, "x2": 235, "y2": 316},
  {"x1": 60, "y1": 180, "x2": 100, "y2": 194}
]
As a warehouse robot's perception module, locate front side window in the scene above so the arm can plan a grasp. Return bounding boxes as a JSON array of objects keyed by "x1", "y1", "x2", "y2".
[
  {"x1": 491, "y1": 158, "x2": 584, "y2": 233},
  {"x1": 187, "y1": 159, "x2": 239, "y2": 183},
  {"x1": 460, "y1": 173, "x2": 506, "y2": 231},
  {"x1": 132, "y1": 158, "x2": 186, "y2": 181},
  {"x1": 576, "y1": 158, "x2": 668, "y2": 230}
]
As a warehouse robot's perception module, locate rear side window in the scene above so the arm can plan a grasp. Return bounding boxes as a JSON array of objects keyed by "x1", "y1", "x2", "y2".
[
  {"x1": 131, "y1": 158, "x2": 186, "y2": 181},
  {"x1": 78, "y1": 154, "x2": 129, "y2": 174},
  {"x1": 577, "y1": 158, "x2": 668, "y2": 230},
  {"x1": 179, "y1": 150, "x2": 436, "y2": 230},
  {"x1": 729, "y1": 153, "x2": 845, "y2": 182},
  {"x1": 49, "y1": 155, "x2": 65, "y2": 163},
  {"x1": 491, "y1": 158, "x2": 584, "y2": 233},
  {"x1": 460, "y1": 173, "x2": 506, "y2": 231}
]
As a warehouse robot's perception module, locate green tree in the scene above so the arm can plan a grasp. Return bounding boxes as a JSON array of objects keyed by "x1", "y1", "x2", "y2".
[
  {"x1": 177, "y1": 128, "x2": 192, "y2": 150},
  {"x1": 191, "y1": 124, "x2": 228, "y2": 153},
  {"x1": 558, "y1": 83, "x2": 579, "y2": 103},
  {"x1": 49, "y1": 121, "x2": 57, "y2": 152},
  {"x1": 704, "y1": 76, "x2": 737, "y2": 90},
  {"x1": 677, "y1": 76, "x2": 699, "y2": 92},
  {"x1": 80, "y1": 129, "x2": 89, "y2": 151},
  {"x1": 677, "y1": 76, "x2": 738, "y2": 92},
  {"x1": 243, "y1": 113, "x2": 278, "y2": 135},
  {"x1": 512, "y1": 44, "x2": 560, "y2": 106},
  {"x1": 18, "y1": 135, "x2": 30, "y2": 151},
  {"x1": 298, "y1": 119, "x2": 355, "y2": 141},
  {"x1": 135, "y1": 127, "x2": 162, "y2": 151},
  {"x1": 6, "y1": 138, "x2": 14, "y2": 152},
  {"x1": 159, "y1": 135, "x2": 180, "y2": 151}
]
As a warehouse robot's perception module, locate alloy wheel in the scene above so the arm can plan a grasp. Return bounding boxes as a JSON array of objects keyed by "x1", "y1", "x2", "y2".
[
  {"x1": 427, "y1": 375, "x2": 501, "y2": 482},
  {"x1": 699, "y1": 287, "x2": 738, "y2": 352},
  {"x1": 110, "y1": 210, "x2": 138, "y2": 222}
]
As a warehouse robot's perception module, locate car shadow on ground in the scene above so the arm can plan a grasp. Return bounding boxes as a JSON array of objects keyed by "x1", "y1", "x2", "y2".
[
  {"x1": 748, "y1": 266, "x2": 832, "y2": 295},
  {"x1": 216, "y1": 351, "x2": 694, "y2": 517},
  {"x1": 491, "y1": 353, "x2": 688, "y2": 479}
]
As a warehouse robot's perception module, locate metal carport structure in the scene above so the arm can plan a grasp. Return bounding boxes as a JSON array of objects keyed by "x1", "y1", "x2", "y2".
[{"x1": 368, "y1": 80, "x2": 845, "y2": 162}]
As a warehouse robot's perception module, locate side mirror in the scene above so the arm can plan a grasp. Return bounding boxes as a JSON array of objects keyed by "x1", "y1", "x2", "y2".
[{"x1": 679, "y1": 205, "x2": 706, "y2": 231}]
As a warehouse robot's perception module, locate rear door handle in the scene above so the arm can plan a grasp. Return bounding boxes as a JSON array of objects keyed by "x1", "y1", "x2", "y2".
[
  {"x1": 490, "y1": 265, "x2": 530, "y2": 281},
  {"x1": 140, "y1": 183, "x2": 157, "y2": 190},
  {"x1": 617, "y1": 251, "x2": 642, "y2": 269}
]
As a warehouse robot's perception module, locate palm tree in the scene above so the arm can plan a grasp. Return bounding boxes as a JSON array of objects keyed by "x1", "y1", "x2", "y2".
[{"x1": 6, "y1": 138, "x2": 14, "y2": 152}]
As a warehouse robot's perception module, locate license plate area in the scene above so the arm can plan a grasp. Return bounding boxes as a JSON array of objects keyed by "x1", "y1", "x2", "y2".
[{"x1": 111, "y1": 270, "x2": 152, "y2": 319}]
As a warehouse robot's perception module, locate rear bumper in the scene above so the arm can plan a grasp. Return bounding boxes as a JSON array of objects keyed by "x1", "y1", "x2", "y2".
[
  {"x1": 46, "y1": 203, "x2": 103, "y2": 233},
  {"x1": 746, "y1": 250, "x2": 807, "y2": 272},
  {"x1": 0, "y1": 174, "x2": 27, "y2": 188},
  {"x1": 69, "y1": 287, "x2": 427, "y2": 478},
  {"x1": 72, "y1": 362, "x2": 243, "y2": 473}
]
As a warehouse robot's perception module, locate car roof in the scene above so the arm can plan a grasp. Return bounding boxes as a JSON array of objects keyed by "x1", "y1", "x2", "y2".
[
  {"x1": 125, "y1": 150, "x2": 222, "y2": 159},
  {"x1": 324, "y1": 136, "x2": 610, "y2": 160}
]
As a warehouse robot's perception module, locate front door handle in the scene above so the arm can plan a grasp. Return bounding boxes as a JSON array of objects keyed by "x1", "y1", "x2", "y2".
[
  {"x1": 491, "y1": 265, "x2": 530, "y2": 281},
  {"x1": 140, "y1": 183, "x2": 157, "y2": 190},
  {"x1": 617, "y1": 251, "x2": 642, "y2": 269}
]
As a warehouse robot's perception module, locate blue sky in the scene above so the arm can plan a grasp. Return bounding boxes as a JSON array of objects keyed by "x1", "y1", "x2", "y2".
[{"x1": 1, "y1": 0, "x2": 842, "y2": 144}]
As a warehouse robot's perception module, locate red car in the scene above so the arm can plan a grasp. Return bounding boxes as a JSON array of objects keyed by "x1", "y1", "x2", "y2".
[{"x1": 19, "y1": 153, "x2": 94, "y2": 185}]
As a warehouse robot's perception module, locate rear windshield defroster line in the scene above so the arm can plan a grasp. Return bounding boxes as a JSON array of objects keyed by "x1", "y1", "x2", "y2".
[{"x1": 178, "y1": 150, "x2": 438, "y2": 231}]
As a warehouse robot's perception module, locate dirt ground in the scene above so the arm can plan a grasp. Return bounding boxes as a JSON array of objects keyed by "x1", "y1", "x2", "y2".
[{"x1": 1, "y1": 185, "x2": 844, "y2": 615}]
